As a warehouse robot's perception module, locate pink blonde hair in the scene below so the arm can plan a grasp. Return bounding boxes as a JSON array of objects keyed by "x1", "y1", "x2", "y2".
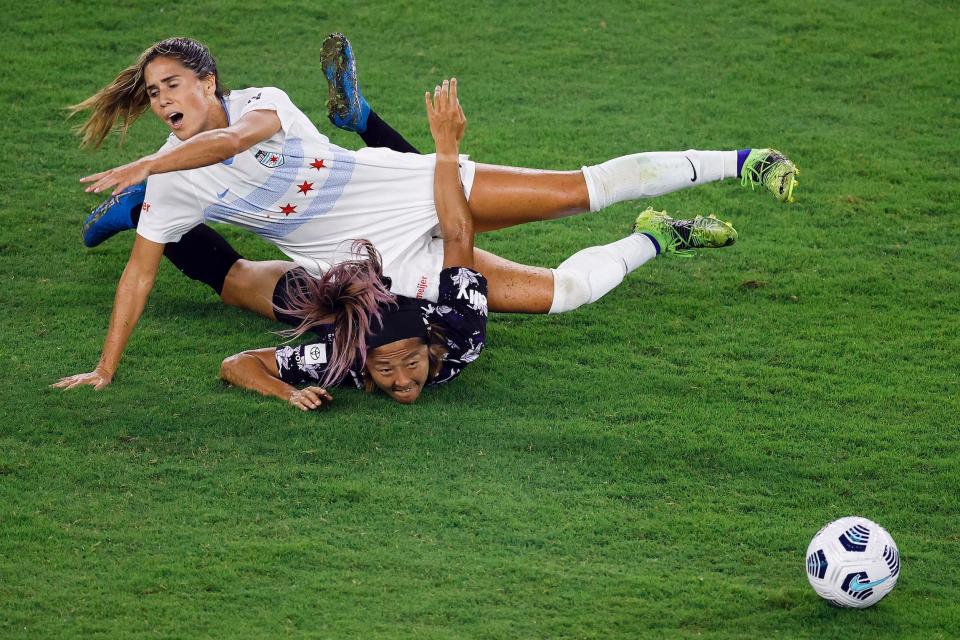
[{"x1": 275, "y1": 240, "x2": 396, "y2": 387}]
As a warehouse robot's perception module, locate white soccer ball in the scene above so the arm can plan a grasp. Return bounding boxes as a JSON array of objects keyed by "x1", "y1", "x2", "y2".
[{"x1": 805, "y1": 516, "x2": 900, "y2": 608}]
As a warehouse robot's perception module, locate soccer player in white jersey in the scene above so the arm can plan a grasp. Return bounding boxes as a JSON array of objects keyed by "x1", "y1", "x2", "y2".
[
  {"x1": 225, "y1": 80, "x2": 728, "y2": 407},
  {"x1": 55, "y1": 37, "x2": 796, "y2": 391},
  {"x1": 220, "y1": 79, "x2": 488, "y2": 407}
]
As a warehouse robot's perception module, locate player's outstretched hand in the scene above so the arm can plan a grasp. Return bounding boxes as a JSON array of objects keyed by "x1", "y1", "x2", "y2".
[
  {"x1": 51, "y1": 368, "x2": 112, "y2": 390},
  {"x1": 425, "y1": 78, "x2": 466, "y2": 159},
  {"x1": 81, "y1": 158, "x2": 152, "y2": 197},
  {"x1": 288, "y1": 386, "x2": 333, "y2": 411}
]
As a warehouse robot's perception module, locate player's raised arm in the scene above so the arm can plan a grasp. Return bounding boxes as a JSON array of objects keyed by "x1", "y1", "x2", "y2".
[
  {"x1": 52, "y1": 235, "x2": 166, "y2": 390},
  {"x1": 425, "y1": 78, "x2": 474, "y2": 270},
  {"x1": 80, "y1": 109, "x2": 281, "y2": 196}
]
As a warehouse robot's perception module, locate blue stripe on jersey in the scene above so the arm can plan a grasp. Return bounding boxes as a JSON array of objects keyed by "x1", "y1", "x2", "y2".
[
  {"x1": 201, "y1": 139, "x2": 356, "y2": 240},
  {"x1": 202, "y1": 137, "x2": 304, "y2": 228},
  {"x1": 266, "y1": 150, "x2": 355, "y2": 235}
]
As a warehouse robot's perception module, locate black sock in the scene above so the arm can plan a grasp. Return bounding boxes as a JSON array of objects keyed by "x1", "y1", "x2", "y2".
[
  {"x1": 359, "y1": 110, "x2": 421, "y2": 154},
  {"x1": 163, "y1": 224, "x2": 243, "y2": 295}
]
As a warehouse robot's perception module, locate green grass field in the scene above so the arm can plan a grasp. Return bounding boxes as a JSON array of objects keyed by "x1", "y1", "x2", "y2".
[{"x1": 2, "y1": 1, "x2": 959, "y2": 637}]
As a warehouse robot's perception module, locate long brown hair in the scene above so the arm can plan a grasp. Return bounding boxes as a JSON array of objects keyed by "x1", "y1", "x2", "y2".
[
  {"x1": 69, "y1": 37, "x2": 224, "y2": 148},
  {"x1": 275, "y1": 240, "x2": 397, "y2": 387}
]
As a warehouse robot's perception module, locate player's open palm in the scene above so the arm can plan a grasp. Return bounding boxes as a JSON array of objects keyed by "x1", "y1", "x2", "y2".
[
  {"x1": 425, "y1": 78, "x2": 466, "y2": 156},
  {"x1": 81, "y1": 158, "x2": 151, "y2": 196},
  {"x1": 52, "y1": 368, "x2": 112, "y2": 390}
]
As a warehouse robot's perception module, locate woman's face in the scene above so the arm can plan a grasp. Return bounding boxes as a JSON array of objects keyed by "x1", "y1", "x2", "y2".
[
  {"x1": 144, "y1": 56, "x2": 223, "y2": 141},
  {"x1": 365, "y1": 338, "x2": 431, "y2": 404}
]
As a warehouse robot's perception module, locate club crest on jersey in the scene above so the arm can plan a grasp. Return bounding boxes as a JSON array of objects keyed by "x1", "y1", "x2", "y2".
[
  {"x1": 255, "y1": 149, "x2": 285, "y2": 168},
  {"x1": 303, "y1": 343, "x2": 327, "y2": 365}
]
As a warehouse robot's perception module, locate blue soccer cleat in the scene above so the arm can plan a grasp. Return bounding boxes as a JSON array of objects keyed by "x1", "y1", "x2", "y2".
[
  {"x1": 320, "y1": 32, "x2": 370, "y2": 133},
  {"x1": 81, "y1": 182, "x2": 146, "y2": 247}
]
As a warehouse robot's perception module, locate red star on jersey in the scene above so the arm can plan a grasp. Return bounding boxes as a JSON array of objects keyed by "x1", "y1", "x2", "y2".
[
  {"x1": 270, "y1": 155, "x2": 279, "y2": 163},
  {"x1": 297, "y1": 180, "x2": 314, "y2": 195},
  {"x1": 310, "y1": 158, "x2": 326, "y2": 170},
  {"x1": 280, "y1": 203, "x2": 297, "y2": 216}
]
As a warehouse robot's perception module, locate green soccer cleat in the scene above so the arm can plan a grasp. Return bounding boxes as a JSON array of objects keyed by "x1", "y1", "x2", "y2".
[
  {"x1": 633, "y1": 207, "x2": 737, "y2": 256},
  {"x1": 741, "y1": 148, "x2": 799, "y2": 203}
]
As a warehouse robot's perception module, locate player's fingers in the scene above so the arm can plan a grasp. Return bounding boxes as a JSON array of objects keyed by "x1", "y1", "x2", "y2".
[
  {"x1": 110, "y1": 180, "x2": 130, "y2": 197},
  {"x1": 51, "y1": 374, "x2": 80, "y2": 387},
  {"x1": 55, "y1": 375, "x2": 80, "y2": 388},
  {"x1": 451, "y1": 78, "x2": 461, "y2": 113},
  {"x1": 93, "y1": 172, "x2": 115, "y2": 189},
  {"x1": 79, "y1": 171, "x2": 106, "y2": 184},
  {"x1": 302, "y1": 389, "x2": 322, "y2": 408},
  {"x1": 87, "y1": 176, "x2": 113, "y2": 194},
  {"x1": 309, "y1": 387, "x2": 333, "y2": 404},
  {"x1": 74, "y1": 376, "x2": 97, "y2": 389}
]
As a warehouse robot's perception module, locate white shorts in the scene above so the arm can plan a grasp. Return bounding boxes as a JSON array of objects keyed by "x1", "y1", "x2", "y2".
[{"x1": 278, "y1": 152, "x2": 478, "y2": 303}]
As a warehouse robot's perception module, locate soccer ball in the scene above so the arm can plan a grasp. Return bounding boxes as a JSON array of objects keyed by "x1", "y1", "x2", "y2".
[{"x1": 805, "y1": 516, "x2": 900, "y2": 608}]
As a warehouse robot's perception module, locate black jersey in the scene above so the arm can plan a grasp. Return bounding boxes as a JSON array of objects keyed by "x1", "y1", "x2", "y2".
[{"x1": 275, "y1": 267, "x2": 488, "y2": 389}]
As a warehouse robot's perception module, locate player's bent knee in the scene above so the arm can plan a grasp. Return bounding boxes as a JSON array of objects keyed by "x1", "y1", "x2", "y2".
[
  {"x1": 549, "y1": 268, "x2": 593, "y2": 314},
  {"x1": 548, "y1": 245, "x2": 630, "y2": 314}
]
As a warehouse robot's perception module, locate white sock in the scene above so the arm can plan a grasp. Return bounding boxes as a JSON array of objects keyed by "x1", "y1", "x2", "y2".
[
  {"x1": 581, "y1": 150, "x2": 738, "y2": 211},
  {"x1": 548, "y1": 233, "x2": 657, "y2": 314}
]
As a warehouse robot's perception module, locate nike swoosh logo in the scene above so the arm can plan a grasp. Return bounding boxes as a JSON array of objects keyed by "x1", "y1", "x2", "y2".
[
  {"x1": 849, "y1": 575, "x2": 889, "y2": 592},
  {"x1": 685, "y1": 156, "x2": 697, "y2": 182},
  {"x1": 217, "y1": 188, "x2": 229, "y2": 200}
]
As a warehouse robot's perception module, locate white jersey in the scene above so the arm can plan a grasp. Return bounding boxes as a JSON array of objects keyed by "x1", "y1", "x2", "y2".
[{"x1": 136, "y1": 87, "x2": 476, "y2": 302}]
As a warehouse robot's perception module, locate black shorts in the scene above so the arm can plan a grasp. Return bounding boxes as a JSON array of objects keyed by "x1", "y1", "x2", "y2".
[{"x1": 271, "y1": 267, "x2": 312, "y2": 328}]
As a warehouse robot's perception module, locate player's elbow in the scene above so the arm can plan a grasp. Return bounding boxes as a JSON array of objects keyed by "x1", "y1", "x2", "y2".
[
  {"x1": 441, "y1": 219, "x2": 473, "y2": 248},
  {"x1": 214, "y1": 129, "x2": 246, "y2": 158},
  {"x1": 441, "y1": 224, "x2": 474, "y2": 268}
]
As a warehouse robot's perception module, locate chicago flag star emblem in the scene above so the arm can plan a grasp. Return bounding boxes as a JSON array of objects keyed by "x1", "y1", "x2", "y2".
[{"x1": 254, "y1": 149, "x2": 285, "y2": 168}]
